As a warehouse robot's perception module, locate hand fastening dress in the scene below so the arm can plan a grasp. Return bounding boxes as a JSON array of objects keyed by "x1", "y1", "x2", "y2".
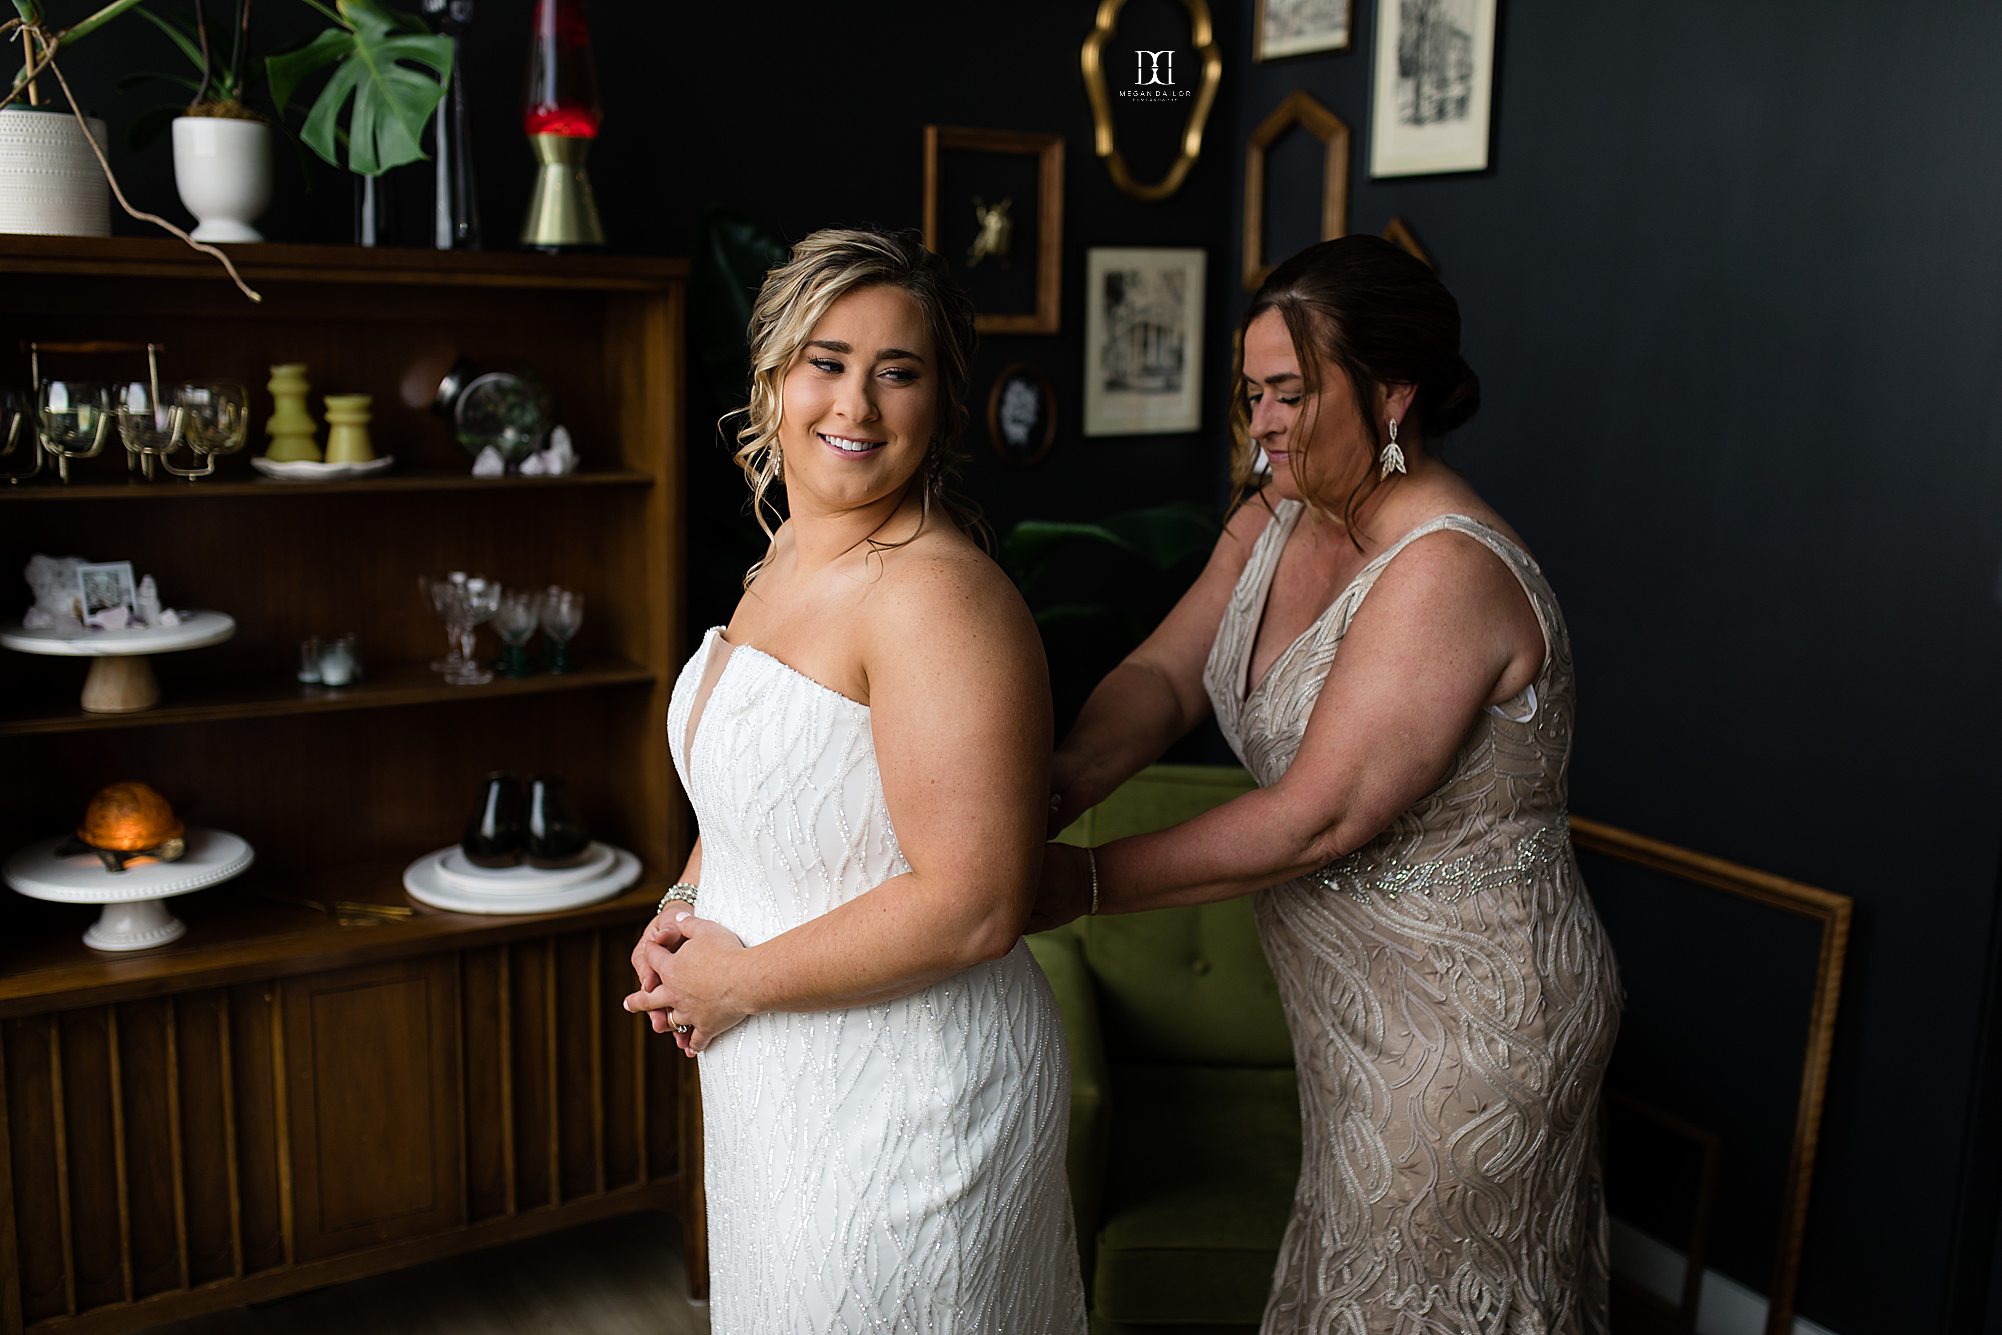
[{"x1": 668, "y1": 626, "x2": 1087, "y2": 1333}]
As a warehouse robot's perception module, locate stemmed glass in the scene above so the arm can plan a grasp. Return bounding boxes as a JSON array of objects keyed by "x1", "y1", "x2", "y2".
[
  {"x1": 114, "y1": 379, "x2": 184, "y2": 480},
  {"x1": 439, "y1": 576, "x2": 501, "y2": 686},
  {"x1": 163, "y1": 381, "x2": 250, "y2": 479},
  {"x1": 420, "y1": 572, "x2": 467, "y2": 672},
  {"x1": 538, "y1": 587, "x2": 584, "y2": 674},
  {"x1": 37, "y1": 380, "x2": 112, "y2": 482},
  {"x1": 493, "y1": 589, "x2": 542, "y2": 678},
  {"x1": 0, "y1": 388, "x2": 36, "y2": 484}
]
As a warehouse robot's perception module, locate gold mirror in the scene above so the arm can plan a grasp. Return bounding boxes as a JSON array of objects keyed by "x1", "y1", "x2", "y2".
[{"x1": 1080, "y1": 0, "x2": 1223, "y2": 203}]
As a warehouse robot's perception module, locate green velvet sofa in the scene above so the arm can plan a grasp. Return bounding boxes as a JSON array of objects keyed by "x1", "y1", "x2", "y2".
[{"x1": 1028, "y1": 764, "x2": 1301, "y2": 1335}]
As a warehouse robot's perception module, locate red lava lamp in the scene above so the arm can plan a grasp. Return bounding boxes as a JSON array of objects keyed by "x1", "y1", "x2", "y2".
[{"x1": 519, "y1": 0, "x2": 606, "y2": 250}]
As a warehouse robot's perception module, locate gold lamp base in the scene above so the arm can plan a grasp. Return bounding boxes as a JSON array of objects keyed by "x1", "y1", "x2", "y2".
[{"x1": 521, "y1": 133, "x2": 605, "y2": 250}]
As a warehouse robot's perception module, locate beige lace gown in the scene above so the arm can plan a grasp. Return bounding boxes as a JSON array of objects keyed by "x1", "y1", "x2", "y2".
[{"x1": 1203, "y1": 501, "x2": 1619, "y2": 1335}]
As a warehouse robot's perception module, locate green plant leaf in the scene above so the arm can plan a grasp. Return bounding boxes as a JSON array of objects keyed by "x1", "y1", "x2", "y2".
[
  {"x1": 125, "y1": 101, "x2": 186, "y2": 150},
  {"x1": 130, "y1": 4, "x2": 207, "y2": 72},
  {"x1": 691, "y1": 209, "x2": 789, "y2": 413},
  {"x1": 115, "y1": 69, "x2": 205, "y2": 96},
  {"x1": 267, "y1": 2, "x2": 450, "y2": 176}
]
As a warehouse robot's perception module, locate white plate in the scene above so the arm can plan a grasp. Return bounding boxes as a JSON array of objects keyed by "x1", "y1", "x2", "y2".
[
  {"x1": 0, "y1": 610, "x2": 235, "y2": 657},
  {"x1": 4, "y1": 828, "x2": 254, "y2": 903},
  {"x1": 436, "y1": 841, "x2": 615, "y2": 894},
  {"x1": 250, "y1": 455, "x2": 396, "y2": 481},
  {"x1": 403, "y1": 843, "x2": 638, "y2": 915}
]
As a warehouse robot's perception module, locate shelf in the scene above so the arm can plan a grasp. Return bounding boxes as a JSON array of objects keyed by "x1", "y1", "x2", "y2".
[
  {"x1": 0, "y1": 655, "x2": 658, "y2": 736},
  {"x1": 0, "y1": 467, "x2": 656, "y2": 502},
  {"x1": 0, "y1": 857, "x2": 665, "y2": 1016},
  {"x1": 0, "y1": 233, "x2": 688, "y2": 293}
]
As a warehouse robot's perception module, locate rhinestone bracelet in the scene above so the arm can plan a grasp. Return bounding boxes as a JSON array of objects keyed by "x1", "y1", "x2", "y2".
[{"x1": 656, "y1": 882, "x2": 699, "y2": 916}]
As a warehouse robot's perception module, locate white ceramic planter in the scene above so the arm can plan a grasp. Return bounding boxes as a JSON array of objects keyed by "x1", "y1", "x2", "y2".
[
  {"x1": 172, "y1": 116, "x2": 272, "y2": 243},
  {"x1": 0, "y1": 106, "x2": 111, "y2": 237}
]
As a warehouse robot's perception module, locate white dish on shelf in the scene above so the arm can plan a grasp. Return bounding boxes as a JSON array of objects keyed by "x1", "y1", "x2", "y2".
[
  {"x1": 4, "y1": 828, "x2": 255, "y2": 951},
  {"x1": 250, "y1": 455, "x2": 396, "y2": 481},
  {"x1": 435, "y1": 841, "x2": 616, "y2": 894},
  {"x1": 0, "y1": 609, "x2": 235, "y2": 657},
  {"x1": 402, "y1": 842, "x2": 638, "y2": 915}
]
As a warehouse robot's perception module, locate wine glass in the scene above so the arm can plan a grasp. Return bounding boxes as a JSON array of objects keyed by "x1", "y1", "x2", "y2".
[
  {"x1": 164, "y1": 381, "x2": 249, "y2": 479},
  {"x1": 493, "y1": 589, "x2": 542, "y2": 678},
  {"x1": 420, "y1": 571, "x2": 469, "y2": 673},
  {"x1": 114, "y1": 379, "x2": 183, "y2": 481},
  {"x1": 538, "y1": 586, "x2": 584, "y2": 674},
  {"x1": 0, "y1": 387, "x2": 36, "y2": 484},
  {"x1": 440, "y1": 576, "x2": 501, "y2": 686},
  {"x1": 37, "y1": 379, "x2": 112, "y2": 483}
]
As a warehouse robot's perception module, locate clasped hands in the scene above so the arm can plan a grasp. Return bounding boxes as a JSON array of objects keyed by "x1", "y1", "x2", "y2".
[{"x1": 624, "y1": 908, "x2": 748, "y2": 1056}]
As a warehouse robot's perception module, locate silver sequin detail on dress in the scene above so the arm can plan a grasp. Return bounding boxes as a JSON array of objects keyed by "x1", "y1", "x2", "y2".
[{"x1": 1316, "y1": 818, "x2": 1572, "y2": 906}]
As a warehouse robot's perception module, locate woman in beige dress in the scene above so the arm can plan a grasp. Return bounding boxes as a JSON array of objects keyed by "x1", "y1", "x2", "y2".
[{"x1": 1039, "y1": 235, "x2": 1619, "y2": 1334}]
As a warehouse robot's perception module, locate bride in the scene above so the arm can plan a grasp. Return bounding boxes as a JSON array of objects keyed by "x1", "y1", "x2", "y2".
[{"x1": 624, "y1": 227, "x2": 1086, "y2": 1332}]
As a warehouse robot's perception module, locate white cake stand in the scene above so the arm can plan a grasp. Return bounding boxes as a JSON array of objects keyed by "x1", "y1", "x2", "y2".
[
  {"x1": 0, "y1": 610, "x2": 236, "y2": 713},
  {"x1": 4, "y1": 828, "x2": 255, "y2": 951},
  {"x1": 403, "y1": 842, "x2": 638, "y2": 915}
]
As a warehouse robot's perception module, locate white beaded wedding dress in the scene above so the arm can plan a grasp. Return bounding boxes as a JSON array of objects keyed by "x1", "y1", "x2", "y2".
[{"x1": 667, "y1": 626, "x2": 1086, "y2": 1333}]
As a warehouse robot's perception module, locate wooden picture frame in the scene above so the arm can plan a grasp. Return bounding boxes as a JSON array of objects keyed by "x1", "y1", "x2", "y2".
[
  {"x1": 1242, "y1": 91, "x2": 1350, "y2": 291},
  {"x1": 1084, "y1": 247, "x2": 1205, "y2": 437},
  {"x1": 1571, "y1": 816, "x2": 1851, "y2": 1335},
  {"x1": 986, "y1": 363, "x2": 1058, "y2": 468},
  {"x1": 1369, "y1": 0, "x2": 1499, "y2": 177},
  {"x1": 922, "y1": 126, "x2": 1064, "y2": 335},
  {"x1": 1382, "y1": 216, "x2": 1433, "y2": 267},
  {"x1": 1255, "y1": 0, "x2": 1351, "y2": 60}
]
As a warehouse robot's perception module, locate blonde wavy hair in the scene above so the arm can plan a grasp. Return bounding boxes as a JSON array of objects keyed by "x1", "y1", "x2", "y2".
[{"x1": 724, "y1": 227, "x2": 984, "y2": 582}]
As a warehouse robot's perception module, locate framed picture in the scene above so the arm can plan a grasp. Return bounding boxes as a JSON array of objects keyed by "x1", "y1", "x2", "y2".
[
  {"x1": 922, "y1": 126, "x2": 1064, "y2": 335},
  {"x1": 1369, "y1": 0, "x2": 1498, "y2": 177},
  {"x1": 1255, "y1": 0, "x2": 1351, "y2": 59},
  {"x1": 77, "y1": 561, "x2": 137, "y2": 630},
  {"x1": 1084, "y1": 248, "x2": 1206, "y2": 438},
  {"x1": 986, "y1": 363, "x2": 1058, "y2": 468}
]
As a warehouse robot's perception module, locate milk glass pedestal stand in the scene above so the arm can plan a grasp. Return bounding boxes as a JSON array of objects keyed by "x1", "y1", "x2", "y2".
[
  {"x1": 4, "y1": 828, "x2": 255, "y2": 951},
  {"x1": 0, "y1": 610, "x2": 235, "y2": 712}
]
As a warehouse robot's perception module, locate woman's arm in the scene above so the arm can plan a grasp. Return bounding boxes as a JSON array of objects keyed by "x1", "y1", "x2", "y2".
[
  {"x1": 1045, "y1": 530, "x2": 1545, "y2": 919},
  {"x1": 1049, "y1": 495, "x2": 1273, "y2": 829},
  {"x1": 626, "y1": 551, "x2": 1053, "y2": 1050}
]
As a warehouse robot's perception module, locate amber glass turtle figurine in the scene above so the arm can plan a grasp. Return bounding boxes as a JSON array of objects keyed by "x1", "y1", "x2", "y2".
[{"x1": 61, "y1": 782, "x2": 189, "y2": 873}]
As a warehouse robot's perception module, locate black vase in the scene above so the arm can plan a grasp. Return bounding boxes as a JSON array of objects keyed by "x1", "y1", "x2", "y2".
[
  {"x1": 525, "y1": 775, "x2": 590, "y2": 868},
  {"x1": 462, "y1": 772, "x2": 525, "y2": 868}
]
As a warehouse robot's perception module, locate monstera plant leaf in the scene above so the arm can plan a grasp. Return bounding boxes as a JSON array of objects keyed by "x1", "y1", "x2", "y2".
[
  {"x1": 266, "y1": 0, "x2": 451, "y2": 176},
  {"x1": 1002, "y1": 502, "x2": 1219, "y2": 600}
]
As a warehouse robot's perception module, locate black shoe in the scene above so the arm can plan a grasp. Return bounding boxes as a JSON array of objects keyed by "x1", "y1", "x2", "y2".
[
  {"x1": 524, "y1": 775, "x2": 591, "y2": 868},
  {"x1": 462, "y1": 772, "x2": 526, "y2": 868}
]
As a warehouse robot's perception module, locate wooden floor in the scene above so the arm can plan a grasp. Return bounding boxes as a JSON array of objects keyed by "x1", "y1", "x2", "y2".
[{"x1": 155, "y1": 1215, "x2": 710, "y2": 1335}]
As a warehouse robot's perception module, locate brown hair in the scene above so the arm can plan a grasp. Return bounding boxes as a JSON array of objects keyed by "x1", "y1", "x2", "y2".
[
  {"x1": 725, "y1": 227, "x2": 984, "y2": 581},
  {"x1": 1228, "y1": 234, "x2": 1480, "y2": 545}
]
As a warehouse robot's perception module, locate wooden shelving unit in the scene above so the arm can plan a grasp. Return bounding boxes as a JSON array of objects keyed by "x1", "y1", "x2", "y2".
[{"x1": 0, "y1": 236, "x2": 698, "y2": 1333}]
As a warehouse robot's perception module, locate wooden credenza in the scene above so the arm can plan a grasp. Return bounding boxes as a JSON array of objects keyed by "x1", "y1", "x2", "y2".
[{"x1": 0, "y1": 237, "x2": 700, "y2": 1332}]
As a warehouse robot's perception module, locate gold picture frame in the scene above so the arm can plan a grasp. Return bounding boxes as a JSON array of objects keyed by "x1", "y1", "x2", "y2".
[
  {"x1": 1242, "y1": 91, "x2": 1350, "y2": 291},
  {"x1": 1382, "y1": 216, "x2": 1432, "y2": 268},
  {"x1": 1080, "y1": 0, "x2": 1224, "y2": 203},
  {"x1": 1254, "y1": 0, "x2": 1352, "y2": 60},
  {"x1": 922, "y1": 126, "x2": 1064, "y2": 336},
  {"x1": 1571, "y1": 815, "x2": 1851, "y2": 1335}
]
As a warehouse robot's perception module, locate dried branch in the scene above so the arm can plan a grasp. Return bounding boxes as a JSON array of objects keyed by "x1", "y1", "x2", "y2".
[{"x1": 44, "y1": 52, "x2": 263, "y2": 302}]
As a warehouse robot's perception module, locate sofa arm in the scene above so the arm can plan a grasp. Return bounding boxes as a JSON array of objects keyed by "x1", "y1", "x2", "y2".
[{"x1": 1027, "y1": 926, "x2": 1109, "y2": 1271}]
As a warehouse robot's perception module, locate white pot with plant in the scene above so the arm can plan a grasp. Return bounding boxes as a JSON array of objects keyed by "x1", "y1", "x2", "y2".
[{"x1": 4, "y1": 0, "x2": 451, "y2": 291}]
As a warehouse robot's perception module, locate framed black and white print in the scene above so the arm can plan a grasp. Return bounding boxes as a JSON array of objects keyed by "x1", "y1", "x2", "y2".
[
  {"x1": 77, "y1": 561, "x2": 137, "y2": 629},
  {"x1": 986, "y1": 364, "x2": 1058, "y2": 468},
  {"x1": 1369, "y1": 0, "x2": 1498, "y2": 176},
  {"x1": 1255, "y1": 0, "x2": 1351, "y2": 60},
  {"x1": 1083, "y1": 248, "x2": 1206, "y2": 437}
]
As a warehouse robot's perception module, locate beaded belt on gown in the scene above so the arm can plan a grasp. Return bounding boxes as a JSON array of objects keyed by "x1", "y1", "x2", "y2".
[{"x1": 1310, "y1": 815, "x2": 1572, "y2": 906}]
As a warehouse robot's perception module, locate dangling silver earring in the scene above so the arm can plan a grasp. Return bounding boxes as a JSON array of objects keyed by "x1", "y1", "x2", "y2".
[
  {"x1": 1378, "y1": 418, "x2": 1407, "y2": 480},
  {"x1": 771, "y1": 445, "x2": 783, "y2": 482}
]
